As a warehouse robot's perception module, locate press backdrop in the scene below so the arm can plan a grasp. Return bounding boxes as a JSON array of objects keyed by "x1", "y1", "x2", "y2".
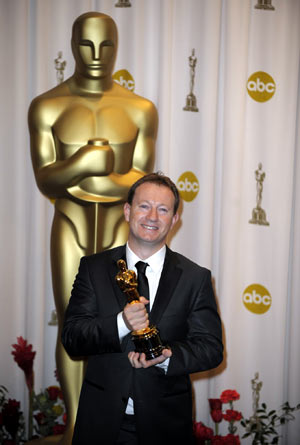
[{"x1": 1, "y1": 0, "x2": 300, "y2": 442}]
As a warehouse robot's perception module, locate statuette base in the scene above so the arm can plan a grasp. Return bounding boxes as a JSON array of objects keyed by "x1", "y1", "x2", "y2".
[
  {"x1": 249, "y1": 207, "x2": 269, "y2": 226},
  {"x1": 183, "y1": 94, "x2": 199, "y2": 112},
  {"x1": 132, "y1": 326, "x2": 164, "y2": 360}
]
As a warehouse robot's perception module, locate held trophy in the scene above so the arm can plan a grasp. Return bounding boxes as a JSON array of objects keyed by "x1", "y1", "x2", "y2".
[{"x1": 116, "y1": 259, "x2": 165, "y2": 359}]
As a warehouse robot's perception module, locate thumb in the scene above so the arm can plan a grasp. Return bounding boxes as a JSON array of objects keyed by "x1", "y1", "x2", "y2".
[{"x1": 139, "y1": 296, "x2": 149, "y2": 305}]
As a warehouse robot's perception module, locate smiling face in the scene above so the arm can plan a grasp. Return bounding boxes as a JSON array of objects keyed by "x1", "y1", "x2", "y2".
[
  {"x1": 71, "y1": 14, "x2": 118, "y2": 79},
  {"x1": 124, "y1": 182, "x2": 179, "y2": 258}
]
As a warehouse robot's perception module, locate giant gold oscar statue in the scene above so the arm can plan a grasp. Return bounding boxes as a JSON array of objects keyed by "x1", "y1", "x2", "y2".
[{"x1": 28, "y1": 11, "x2": 158, "y2": 444}]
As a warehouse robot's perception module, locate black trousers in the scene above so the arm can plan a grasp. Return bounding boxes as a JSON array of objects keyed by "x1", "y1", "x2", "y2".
[{"x1": 115, "y1": 414, "x2": 138, "y2": 445}]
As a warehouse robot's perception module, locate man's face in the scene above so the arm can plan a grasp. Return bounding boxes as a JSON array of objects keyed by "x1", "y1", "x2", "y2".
[
  {"x1": 124, "y1": 183, "x2": 179, "y2": 254},
  {"x1": 72, "y1": 17, "x2": 117, "y2": 79}
]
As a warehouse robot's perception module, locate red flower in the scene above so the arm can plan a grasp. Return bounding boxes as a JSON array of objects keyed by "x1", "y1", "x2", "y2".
[
  {"x1": 54, "y1": 368, "x2": 60, "y2": 383},
  {"x1": 220, "y1": 390, "x2": 240, "y2": 404},
  {"x1": 52, "y1": 423, "x2": 66, "y2": 435},
  {"x1": 63, "y1": 413, "x2": 67, "y2": 424},
  {"x1": 34, "y1": 412, "x2": 46, "y2": 425},
  {"x1": 223, "y1": 409, "x2": 242, "y2": 422},
  {"x1": 223, "y1": 434, "x2": 241, "y2": 444},
  {"x1": 2, "y1": 399, "x2": 22, "y2": 439},
  {"x1": 47, "y1": 386, "x2": 63, "y2": 401},
  {"x1": 193, "y1": 421, "x2": 214, "y2": 443},
  {"x1": 210, "y1": 409, "x2": 223, "y2": 423},
  {"x1": 11, "y1": 337, "x2": 36, "y2": 392},
  {"x1": 209, "y1": 398, "x2": 223, "y2": 411},
  {"x1": 211, "y1": 436, "x2": 226, "y2": 444}
]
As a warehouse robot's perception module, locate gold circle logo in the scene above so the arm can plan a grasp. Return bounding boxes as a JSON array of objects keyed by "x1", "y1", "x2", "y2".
[
  {"x1": 113, "y1": 69, "x2": 135, "y2": 91},
  {"x1": 247, "y1": 71, "x2": 276, "y2": 102},
  {"x1": 243, "y1": 284, "x2": 272, "y2": 314},
  {"x1": 177, "y1": 171, "x2": 199, "y2": 202}
]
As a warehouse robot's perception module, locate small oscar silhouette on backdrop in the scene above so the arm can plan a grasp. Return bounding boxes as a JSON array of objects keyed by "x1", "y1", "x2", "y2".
[
  {"x1": 115, "y1": 0, "x2": 131, "y2": 7},
  {"x1": 255, "y1": 0, "x2": 275, "y2": 11},
  {"x1": 183, "y1": 48, "x2": 199, "y2": 112},
  {"x1": 249, "y1": 163, "x2": 270, "y2": 226},
  {"x1": 54, "y1": 51, "x2": 66, "y2": 85}
]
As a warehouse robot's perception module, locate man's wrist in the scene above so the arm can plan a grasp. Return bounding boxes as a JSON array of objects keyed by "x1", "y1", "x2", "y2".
[{"x1": 117, "y1": 311, "x2": 131, "y2": 341}]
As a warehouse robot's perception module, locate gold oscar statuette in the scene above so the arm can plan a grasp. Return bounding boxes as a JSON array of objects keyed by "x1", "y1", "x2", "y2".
[{"x1": 116, "y1": 259, "x2": 165, "y2": 359}]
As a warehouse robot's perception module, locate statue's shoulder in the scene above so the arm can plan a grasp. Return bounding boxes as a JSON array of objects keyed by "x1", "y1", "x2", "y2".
[
  {"x1": 112, "y1": 81, "x2": 156, "y2": 108},
  {"x1": 28, "y1": 81, "x2": 72, "y2": 123},
  {"x1": 30, "y1": 81, "x2": 71, "y2": 108}
]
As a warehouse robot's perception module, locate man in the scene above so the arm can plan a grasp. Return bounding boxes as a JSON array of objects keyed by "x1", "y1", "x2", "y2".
[
  {"x1": 62, "y1": 172, "x2": 223, "y2": 445},
  {"x1": 28, "y1": 12, "x2": 158, "y2": 441}
]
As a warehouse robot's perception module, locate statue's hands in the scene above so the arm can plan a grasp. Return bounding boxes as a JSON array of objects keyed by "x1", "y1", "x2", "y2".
[
  {"x1": 128, "y1": 348, "x2": 172, "y2": 369},
  {"x1": 122, "y1": 297, "x2": 149, "y2": 332},
  {"x1": 75, "y1": 143, "x2": 114, "y2": 176}
]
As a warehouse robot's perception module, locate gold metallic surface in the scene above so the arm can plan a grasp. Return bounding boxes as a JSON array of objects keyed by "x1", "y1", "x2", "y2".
[
  {"x1": 28, "y1": 12, "x2": 158, "y2": 444},
  {"x1": 115, "y1": 259, "x2": 164, "y2": 357}
]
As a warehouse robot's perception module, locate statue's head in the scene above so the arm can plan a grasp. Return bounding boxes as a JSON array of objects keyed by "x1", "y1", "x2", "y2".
[{"x1": 71, "y1": 12, "x2": 118, "y2": 79}]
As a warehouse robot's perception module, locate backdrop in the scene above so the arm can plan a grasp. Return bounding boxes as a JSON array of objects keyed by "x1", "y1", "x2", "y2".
[{"x1": 1, "y1": 0, "x2": 299, "y2": 442}]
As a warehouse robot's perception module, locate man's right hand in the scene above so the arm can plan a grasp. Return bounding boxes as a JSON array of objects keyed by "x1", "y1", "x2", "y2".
[{"x1": 122, "y1": 297, "x2": 149, "y2": 332}]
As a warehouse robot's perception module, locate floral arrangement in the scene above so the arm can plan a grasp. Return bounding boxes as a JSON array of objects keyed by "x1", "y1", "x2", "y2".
[
  {"x1": 0, "y1": 386, "x2": 25, "y2": 445},
  {"x1": 2, "y1": 338, "x2": 299, "y2": 445},
  {"x1": 193, "y1": 385, "x2": 300, "y2": 445},
  {"x1": 0, "y1": 337, "x2": 66, "y2": 444},
  {"x1": 193, "y1": 389, "x2": 242, "y2": 444},
  {"x1": 241, "y1": 401, "x2": 300, "y2": 444}
]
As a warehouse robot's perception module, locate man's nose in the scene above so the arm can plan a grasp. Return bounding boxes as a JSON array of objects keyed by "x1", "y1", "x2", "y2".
[{"x1": 147, "y1": 207, "x2": 158, "y2": 221}]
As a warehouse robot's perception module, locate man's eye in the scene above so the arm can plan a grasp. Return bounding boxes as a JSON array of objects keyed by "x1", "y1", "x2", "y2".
[{"x1": 159, "y1": 208, "x2": 168, "y2": 213}]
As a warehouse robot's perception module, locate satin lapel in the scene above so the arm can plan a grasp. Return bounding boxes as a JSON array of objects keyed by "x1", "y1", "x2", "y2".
[
  {"x1": 149, "y1": 247, "x2": 182, "y2": 326},
  {"x1": 108, "y1": 245, "x2": 128, "y2": 311}
]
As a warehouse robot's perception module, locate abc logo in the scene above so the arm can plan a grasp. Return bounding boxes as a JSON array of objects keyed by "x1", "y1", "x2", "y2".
[
  {"x1": 243, "y1": 284, "x2": 271, "y2": 314},
  {"x1": 177, "y1": 171, "x2": 199, "y2": 202},
  {"x1": 113, "y1": 69, "x2": 135, "y2": 91},
  {"x1": 247, "y1": 71, "x2": 276, "y2": 102}
]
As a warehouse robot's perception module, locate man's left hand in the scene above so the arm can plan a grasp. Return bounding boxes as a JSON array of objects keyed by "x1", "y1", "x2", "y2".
[{"x1": 128, "y1": 348, "x2": 172, "y2": 368}]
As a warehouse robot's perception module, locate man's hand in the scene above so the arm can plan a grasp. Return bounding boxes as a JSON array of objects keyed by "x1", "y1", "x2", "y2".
[
  {"x1": 128, "y1": 348, "x2": 172, "y2": 369},
  {"x1": 122, "y1": 297, "x2": 149, "y2": 332}
]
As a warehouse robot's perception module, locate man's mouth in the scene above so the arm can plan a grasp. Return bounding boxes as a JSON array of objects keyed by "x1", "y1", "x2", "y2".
[{"x1": 141, "y1": 224, "x2": 158, "y2": 231}]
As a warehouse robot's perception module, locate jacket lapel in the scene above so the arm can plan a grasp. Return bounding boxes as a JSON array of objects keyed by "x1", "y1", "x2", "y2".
[{"x1": 149, "y1": 246, "x2": 182, "y2": 326}]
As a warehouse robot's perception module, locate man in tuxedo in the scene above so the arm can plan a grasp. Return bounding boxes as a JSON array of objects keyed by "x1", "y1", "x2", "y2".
[{"x1": 62, "y1": 172, "x2": 223, "y2": 445}]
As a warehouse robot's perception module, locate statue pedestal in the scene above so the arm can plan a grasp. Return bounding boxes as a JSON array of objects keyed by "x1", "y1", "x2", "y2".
[
  {"x1": 183, "y1": 94, "x2": 199, "y2": 112},
  {"x1": 249, "y1": 207, "x2": 269, "y2": 226},
  {"x1": 26, "y1": 436, "x2": 62, "y2": 445},
  {"x1": 26, "y1": 426, "x2": 73, "y2": 445}
]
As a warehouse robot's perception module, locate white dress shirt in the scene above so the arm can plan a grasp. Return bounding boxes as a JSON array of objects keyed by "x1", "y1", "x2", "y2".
[{"x1": 117, "y1": 243, "x2": 168, "y2": 414}]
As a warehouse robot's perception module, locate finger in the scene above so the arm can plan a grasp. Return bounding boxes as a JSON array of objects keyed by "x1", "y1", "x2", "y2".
[
  {"x1": 162, "y1": 348, "x2": 172, "y2": 358},
  {"x1": 139, "y1": 349, "x2": 172, "y2": 368},
  {"x1": 125, "y1": 302, "x2": 146, "y2": 312},
  {"x1": 128, "y1": 351, "x2": 142, "y2": 368},
  {"x1": 139, "y1": 297, "x2": 149, "y2": 305},
  {"x1": 139, "y1": 354, "x2": 163, "y2": 368}
]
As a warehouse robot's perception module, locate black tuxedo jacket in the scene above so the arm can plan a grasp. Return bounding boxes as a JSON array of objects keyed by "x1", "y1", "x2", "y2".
[{"x1": 62, "y1": 245, "x2": 223, "y2": 445}]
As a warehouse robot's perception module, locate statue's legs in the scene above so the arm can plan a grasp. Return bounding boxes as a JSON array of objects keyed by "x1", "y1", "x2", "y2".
[
  {"x1": 49, "y1": 201, "x2": 128, "y2": 444},
  {"x1": 50, "y1": 210, "x2": 85, "y2": 443}
]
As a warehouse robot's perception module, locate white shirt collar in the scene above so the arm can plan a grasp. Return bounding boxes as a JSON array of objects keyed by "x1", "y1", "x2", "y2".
[{"x1": 126, "y1": 243, "x2": 166, "y2": 273}]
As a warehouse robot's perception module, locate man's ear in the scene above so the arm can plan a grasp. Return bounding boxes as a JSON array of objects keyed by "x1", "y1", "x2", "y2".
[
  {"x1": 171, "y1": 212, "x2": 179, "y2": 229},
  {"x1": 123, "y1": 202, "x2": 130, "y2": 222}
]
